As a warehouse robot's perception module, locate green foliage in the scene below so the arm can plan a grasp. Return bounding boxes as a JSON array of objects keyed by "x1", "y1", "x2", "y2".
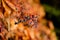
[{"x1": 43, "y1": 4, "x2": 60, "y2": 16}]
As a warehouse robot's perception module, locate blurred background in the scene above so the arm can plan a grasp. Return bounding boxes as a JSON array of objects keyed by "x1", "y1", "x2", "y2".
[{"x1": 40, "y1": 0, "x2": 60, "y2": 40}]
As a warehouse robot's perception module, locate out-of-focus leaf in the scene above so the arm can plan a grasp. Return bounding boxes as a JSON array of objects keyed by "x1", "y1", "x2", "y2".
[{"x1": 43, "y1": 4, "x2": 60, "y2": 16}]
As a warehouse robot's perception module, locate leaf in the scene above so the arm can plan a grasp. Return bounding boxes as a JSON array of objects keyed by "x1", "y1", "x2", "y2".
[{"x1": 43, "y1": 4, "x2": 60, "y2": 16}]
